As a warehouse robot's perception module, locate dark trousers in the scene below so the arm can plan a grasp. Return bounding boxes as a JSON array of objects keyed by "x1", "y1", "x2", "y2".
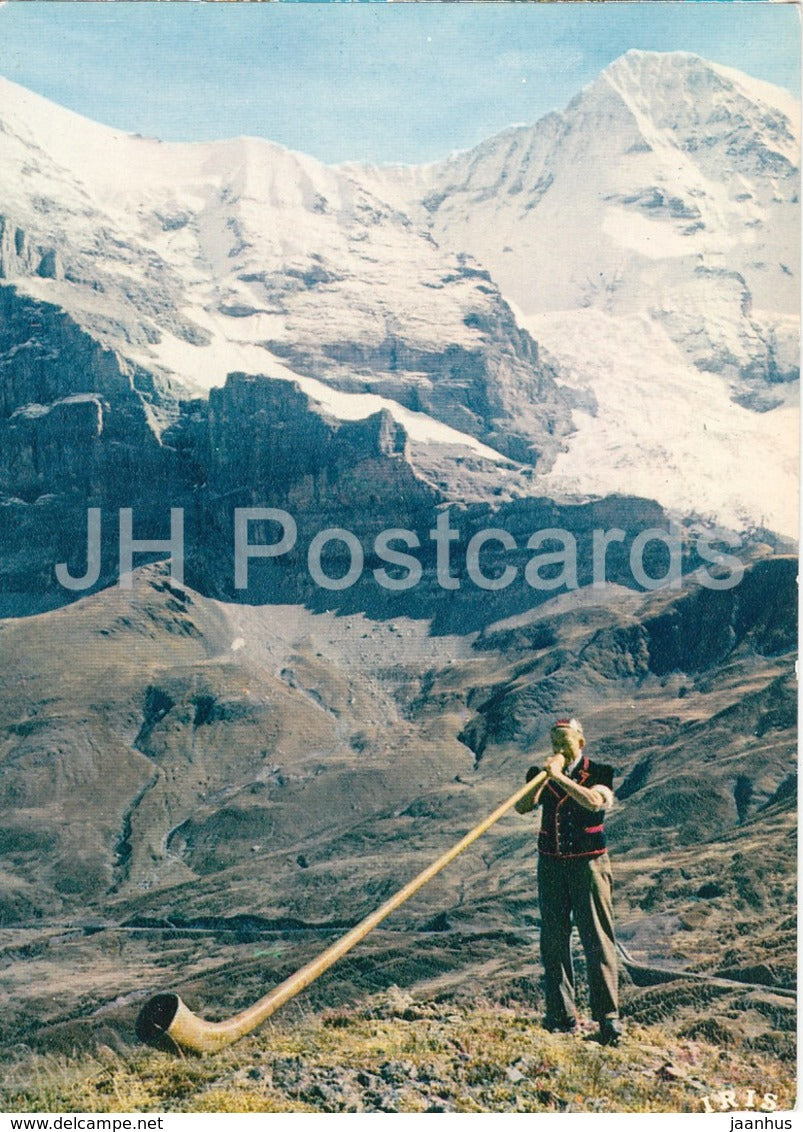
[{"x1": 537, "y1": 852, "x2": 618, "y2": 1024}]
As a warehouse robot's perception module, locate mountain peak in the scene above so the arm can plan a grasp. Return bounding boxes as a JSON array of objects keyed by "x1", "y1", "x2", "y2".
[{"x1": 597, "y1": 47, "x2": 798, "y2": 123}]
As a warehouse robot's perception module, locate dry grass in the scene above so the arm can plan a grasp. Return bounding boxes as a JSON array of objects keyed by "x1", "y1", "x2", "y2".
[{"x1": 0, "y1": 991, "x2": 795, "y2": 1114}]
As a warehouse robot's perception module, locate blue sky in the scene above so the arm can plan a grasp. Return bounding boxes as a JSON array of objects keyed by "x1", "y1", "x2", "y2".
[{"x1": 0, "y1": 1, "x2": 798, "y2": 163}]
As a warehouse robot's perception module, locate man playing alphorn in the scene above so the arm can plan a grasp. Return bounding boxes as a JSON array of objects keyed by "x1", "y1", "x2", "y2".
[{"x1": 516, "y1": 717, "x2": 622, "y2": 1047}]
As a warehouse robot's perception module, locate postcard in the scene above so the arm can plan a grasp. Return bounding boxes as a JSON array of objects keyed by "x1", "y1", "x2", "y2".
[{"x1": 0, "y1": 0, "x2": 797, "y2": 1119}]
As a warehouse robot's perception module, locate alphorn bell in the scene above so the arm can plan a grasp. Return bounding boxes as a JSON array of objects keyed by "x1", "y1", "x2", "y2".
[{"x1": 136, "y1": 768, "x2": 548, "y2": 1054}]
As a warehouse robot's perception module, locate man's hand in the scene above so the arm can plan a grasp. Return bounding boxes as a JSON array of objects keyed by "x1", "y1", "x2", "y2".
[
  {"x1": 547, "y1": 761, "x2": 612, "y2": 812},
  {"x1": 545, "y1": 754, "x2": 566, "y2": 778}
]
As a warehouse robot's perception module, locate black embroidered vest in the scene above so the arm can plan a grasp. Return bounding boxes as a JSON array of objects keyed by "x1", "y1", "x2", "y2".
[{"x1": 536, "y1": 755, "x2": 614, "y2": 859}]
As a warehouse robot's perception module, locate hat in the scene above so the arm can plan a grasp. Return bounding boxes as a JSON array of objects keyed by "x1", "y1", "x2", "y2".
[{"x1": 552, "y1": 717, "x2": 584, "y2": 736}]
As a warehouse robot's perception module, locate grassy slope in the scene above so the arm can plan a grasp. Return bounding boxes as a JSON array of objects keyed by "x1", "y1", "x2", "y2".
[{"x1": 0, "y1": 989, "x2": 795, "y2": 1114}]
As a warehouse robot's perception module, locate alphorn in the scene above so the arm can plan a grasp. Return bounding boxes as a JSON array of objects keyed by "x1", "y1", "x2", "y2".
[{"x1": 136, "y1": 768, "x2": 548, "y2": 1054}]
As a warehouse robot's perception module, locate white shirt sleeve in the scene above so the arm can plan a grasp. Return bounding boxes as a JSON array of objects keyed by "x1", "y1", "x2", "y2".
[{"x1": 595, "y1": 784, "x2": 614, "y2": 809}]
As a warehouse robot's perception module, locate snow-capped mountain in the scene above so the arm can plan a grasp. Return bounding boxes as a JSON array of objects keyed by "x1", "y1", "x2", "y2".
[
  {"x1": 359, "y1": 51, "x2": 800, "y2": 533},
  {"x1": 368, "y1": 52, "x2": 798, "y2": 346},
  {"x1": 0, "y1": 50, "x2": 798, "y2": 545},
  {"x1": 0, "y1": 73, "x2": 572, "y2": 473}
]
